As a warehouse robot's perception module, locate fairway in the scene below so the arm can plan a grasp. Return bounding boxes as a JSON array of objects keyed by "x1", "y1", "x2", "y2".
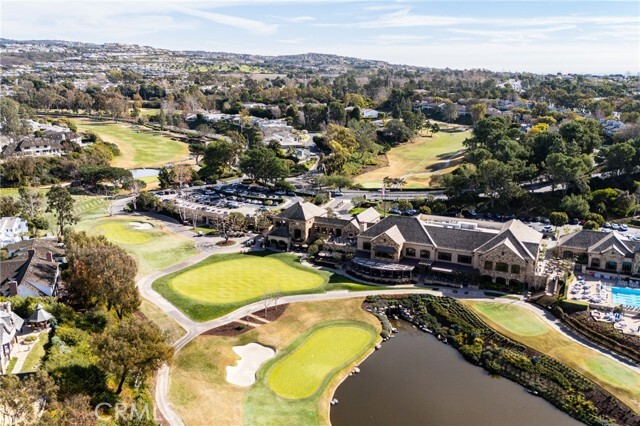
[
  {"x1": 267, "y1": 322, "x2": 375, "y2": 399},
  {"x1": 355, "y1": 124, "x2": 470, "y2": 188},
  {"x1": 467, "y1": 301, "x2": 549, "y2": 336},
  {"x1": 74, "y1": 216, "x2": 198, "y2": 276},
  {"x1": 465, "y1": 301, "x2": 640, "y2": 411},
  {"x1": 73, "y1": 118, "x2": 190, "y2": 169}
]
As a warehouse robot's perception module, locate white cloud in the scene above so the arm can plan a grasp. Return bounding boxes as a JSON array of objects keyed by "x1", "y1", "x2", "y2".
[
  {"x1": 270, "y1": 15, "x2": 316, "y2": 23},
  {"x1": 179, "y1": 7, "x2": 278, "y2": 35}
]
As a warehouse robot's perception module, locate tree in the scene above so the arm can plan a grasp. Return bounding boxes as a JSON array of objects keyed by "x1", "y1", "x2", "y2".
[
  {"x1": 549, "y1": 211, "x2": 569, "y2": 229},
  {"x1": 65, "y1": 231, "x2": 139, "y2": 317},
  {"x1": 0, "y1": 196, "x2": 19, "y2": 217},
  {"x1": 158, "y1": 166, "x2": 174, "y2": 189},
  {"x1": 16, "y1": 186, "x2": 45, "y2": 233},
  {"x1": 46, "y1": 186, "x2": 78, "y2": 237},
  {"x1": 124, "y1": 179, "x2": 147, "y2": 211},
  {"x1": 477, "y1": 159, "x2": 522, "y2": 208},
  {"x1": 200, "y1": 139, "x2": 242, "y2": 180},
  {"x1": 381, "y1": 119, "x2": 413, "y2": 144},
  {"x1": 560, "y1": 194, "x2": 590, "y2": 219},
  {"x1": 582, "y1": 220, "x2": 599, "y2": 230},
  {"x1": 0, "y1": 97, "x2": 31, "y2": 136},
  {"x1": 328, "y1": 100, "x2": 346, "y2": 125},
  {"x1": 442, "y1": 101, "x2": 458, "y2": 122},
  {"x1": 172, "y1": 164, "x2": 193, "y2": 188},
  {"x1": 602, "y1": 141, "x2": 636, "y2": 176},
  {"x1": 0, "y1": 372, "x2": 56, "y2": 425},
  {"x1": 470, "y1": 103, "x2": 486, "y2": 124},
  {"x1": 559, "y1": 119, "x2": 602, "y2": 155},
  {"x1": 544, "y1": 153, "x2": 592, "y2": 194},
  {"x1": 228, "y1": 211, "x2": 247, "y2": 231},
  {"x1": 585, "y1": 212, "x2": 605, "y2": 227},
  {"x1": 96, "y1": 316, "x2": 173, "y2": 394},
  {"x1": 189, "y1": 143, "x2": 206, "y2": 165}
]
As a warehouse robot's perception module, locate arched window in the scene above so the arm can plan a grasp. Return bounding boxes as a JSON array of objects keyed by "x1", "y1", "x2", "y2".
[
  {"x1": 591, "y1": 258, "x2": 600, "y2": 268},
  {"x1": 406, "y1": 248, "x2": 416, "y2": 257},
  {"x1": 622, "y1": 262, "x2": 632, "y2": 273},
  {"x1": 605, "y1": 261, "x2": 617, "y2": 271},
  {"x1": 511, "y1": 265, "x2": 521, "y2": 274},
  {"x1": 495, "y1": 277, "x2": 507, "y2": 285},
  {"x1": 484, "y1": 261, "x2": 493, "y2": 270}
]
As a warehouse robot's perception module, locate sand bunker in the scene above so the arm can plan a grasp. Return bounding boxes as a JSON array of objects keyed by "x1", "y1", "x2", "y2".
[
  {"x1": 128, "y1": 221, "x2": 154, "y2": 230},
  {"x1": 226, "y1": 343, "x2": 275, "y2": 387}
]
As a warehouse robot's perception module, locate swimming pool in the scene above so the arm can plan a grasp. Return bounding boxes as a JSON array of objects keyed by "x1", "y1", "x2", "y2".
[{"x1": 611, "y1": 286, "x2": 640, "y2": 308}]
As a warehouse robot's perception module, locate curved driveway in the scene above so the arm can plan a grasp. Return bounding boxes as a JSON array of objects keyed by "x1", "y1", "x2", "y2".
[{"x1": 136, "y1": 228, "x2": 640, "y2": 426}]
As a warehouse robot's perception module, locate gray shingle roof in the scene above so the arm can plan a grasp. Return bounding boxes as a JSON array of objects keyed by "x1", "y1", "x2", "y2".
[
  {"x1": 557, "y1": 230, "x2": 609, "y2": 250},
  {"x1": 360, "y1": 216, "x2": 434, "y2": 245},
  {"x1": 313, "y1": 217, "x2": 350, "y2": 227},
  {"x1": 274, "y1": 202, "x2": 326, "y2": 221},
  {"x1": 268, "y1": 226, "x2": 290, "y2": 238},
  {"x1": 426, "y1": 226, "x2": 496, "y2": 251}
]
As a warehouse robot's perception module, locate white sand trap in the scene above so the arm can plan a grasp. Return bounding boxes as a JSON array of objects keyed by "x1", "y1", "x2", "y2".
[
  {"x1": 128, "y1": 221, "x2": 154, "y2": 230},
  {"x1": 226, "y1": 343, "x2": 275, "y2": 387}
]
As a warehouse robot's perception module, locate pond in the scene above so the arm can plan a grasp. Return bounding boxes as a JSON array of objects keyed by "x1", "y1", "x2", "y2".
[{"x1": 331, "y1": 321, "x2": 582, "y2": 426}]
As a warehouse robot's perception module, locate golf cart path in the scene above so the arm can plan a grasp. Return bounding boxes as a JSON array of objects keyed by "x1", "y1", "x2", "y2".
[{"x1": 135, "y1": 225, "x2": 640, "y2": 425}]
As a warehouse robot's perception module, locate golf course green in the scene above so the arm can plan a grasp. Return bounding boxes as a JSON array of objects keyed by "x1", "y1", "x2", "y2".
[{"x1": 266, "y1": 322, "x2": 376, "y2": 399}]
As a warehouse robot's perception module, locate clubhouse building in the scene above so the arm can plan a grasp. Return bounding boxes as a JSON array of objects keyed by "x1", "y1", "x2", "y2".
[
  {"x1": 267, "y1": 202, "x2": 547, "y2": 289},
  {"x1": 557, "y1": 230, "x2": 640, "y2": 277}
]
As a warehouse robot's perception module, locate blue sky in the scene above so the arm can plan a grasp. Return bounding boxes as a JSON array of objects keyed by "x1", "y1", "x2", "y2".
[{"x1": 2, "y1": 0, "x2": 639, "y2": 74}]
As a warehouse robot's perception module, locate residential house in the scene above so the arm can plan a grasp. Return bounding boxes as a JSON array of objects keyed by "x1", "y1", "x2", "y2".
[
  {"x1": 0, "y1": 302, "x2": 24, "y2": 373},
  {"x1": 1, "y1": 136, "x2": 66, "y2": 157},
  {"x1": 0, "y1": 217, "x2": 28, "y2": 248},
  {"x1": 0, "y1": 239, "x2": 63, "y2": 297}
]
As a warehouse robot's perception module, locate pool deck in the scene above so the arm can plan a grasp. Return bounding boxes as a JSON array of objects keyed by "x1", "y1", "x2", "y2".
[{"x1": 568, "y1": 275, "x2": 640, "y2": 337}]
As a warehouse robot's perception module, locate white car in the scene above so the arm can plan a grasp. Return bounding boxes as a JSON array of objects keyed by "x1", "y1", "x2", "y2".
[
  {"x1": 619, "y1": 224, "x2": 628, "y2": 231},
  {"x1": 611, "y1": 223, "x2": 620, "y2": 230}
]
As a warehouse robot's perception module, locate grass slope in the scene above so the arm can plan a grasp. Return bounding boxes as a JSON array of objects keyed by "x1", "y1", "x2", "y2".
[
  {"x1": 20, "y1": 331, "x2": 49, "y2": 372},
  {"x1": 465, "y1": 301, "x2": 640, "y2": 411},
  {"x1": 73, "y1": 118, "x2": 190, "y2": 169},
  {"x1": 354, "y1": 125, "x2": 470, "y2": 189},
  {"x1": 153, "y1": 251, "x2": 380, "y2": 322},
  {"x1": 169, "y1": 299, "x2": 381, "y2": 426},
  {"x1": 74, "y1": 216, "x2": 198, "y2": 277},
  {"x1": 266, "y1": 321, "x2": 375, "y2": 399},
  {"x1": 138, "y1": 300, "x2": 186, "y2": 344}
]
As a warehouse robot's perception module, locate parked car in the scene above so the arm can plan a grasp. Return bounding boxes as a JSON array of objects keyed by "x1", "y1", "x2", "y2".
[
  {"x1": 389, "y1": 208, "x2": 402, "y2": 215},
  {"x1": 542, "y1": 225, "x2": 553, "y2": 232},
  {"x1": 570, "y1": 218, "x2": 580, "y2": 225},
  {"x1": 604, "y1": 222, "x2": 612, "y2": 228},
  {"x1": 620, "y1": 224, "x2": 628, "y2": 231},
  {"x1": 611, "y1": 223, "x2": 620, "y2": 230},
  {"x1": 332, "y1": 191, "x2": 344, "y2": 197}
]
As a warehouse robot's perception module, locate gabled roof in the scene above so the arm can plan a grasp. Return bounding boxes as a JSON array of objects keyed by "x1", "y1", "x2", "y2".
[
  {"x1": 268, "y1": 226, "x2": 290, "y2": 238},
  {"x1": 274, "y1": 202, "x2": 326, "y2": 221},
  {"x1": 588, "y1": 232, "x2": 634, "y2": 256},
  {"x1": 475, "y1": 227, "x2": 539, "y2": 260},
  {"x1": 479, "y1": 237, "x2": 526, "y2": 261},
  {"x1": 426, "y1": 226, "x2": 495, "y2": 251},
  {"x1": 557, "y1": 230, "x2": 608, "y2": 250},
  {"x1": 379, "y1": 225, "x2": 406, "y2": 245},
  {"x1": 355, "y1": 207, "x2": 380, "y2": 224},
  {"x1": 360, "y1": 216, "x2": 434, "y2": 245}
]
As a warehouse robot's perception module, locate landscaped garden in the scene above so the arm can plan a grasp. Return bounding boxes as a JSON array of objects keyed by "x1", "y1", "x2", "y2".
[
  {"x1": 74, "y1": 216, "x2": 198, "y2": 276},
  {"x1": 354, "y1": 124, "x2": 470, "y2": 189},
  {"x1": 152, "y1": 251, "x2": 378, "y2": 321},
  {"x1": 169, "y1": 298, "x2": 380, "y2": 426},
  {"x1": 464, "y1": 300, "x2": 640, "y2": 413},
  {"x1": 73, "y1": 118, "x2": 190, "y2": 169}
]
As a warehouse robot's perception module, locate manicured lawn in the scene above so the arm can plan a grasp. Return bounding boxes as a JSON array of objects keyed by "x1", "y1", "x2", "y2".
[
  {"x1": 75, "y1": 216, "x2": 198, "y2": 277},
  {"x1": 266, "y1": 321, "x2": 376, "y2": 399},
  {"x1": 73, "y1": 118, "x2": 190, "y2": 169},
  {"x1": 468, "y1": 301, "x2": 549, "y2": 336},
  {"x1": 153, "y1": 252, "x2": 382, "y2": 321},
  {"x1": 20, "y1": 331, "x2": 49, "y2": 372},
  {"x1": 170, "y1": 298, "x2": 381, "y2": 426},
  {"x1": 465, "y1": 301, "x2": 640, "y2": 411},
  {"x1": 354, "y1": 124, "x2": 470, "y2": 188}
]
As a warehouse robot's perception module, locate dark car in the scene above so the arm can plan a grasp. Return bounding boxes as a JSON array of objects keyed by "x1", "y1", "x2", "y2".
[
  {"x1": 403, "y1": 209, "x2": 418, "y2": 216},
  {"x1": 389, "y1": 208, "x2": 402, "y2": 215},
  {"x1": 570, "y1": 218, "x2": 580, "y2": 225}
]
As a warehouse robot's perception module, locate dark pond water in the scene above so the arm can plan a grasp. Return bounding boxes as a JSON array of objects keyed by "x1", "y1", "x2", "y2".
[{"x1": 331, "y1": 321, "x2": 582, "y2": 426}]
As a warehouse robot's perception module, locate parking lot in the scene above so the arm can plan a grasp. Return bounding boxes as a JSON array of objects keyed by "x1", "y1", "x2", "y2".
[{"x1": 153, "y1": 183, "x2": 301, "y2": 217}]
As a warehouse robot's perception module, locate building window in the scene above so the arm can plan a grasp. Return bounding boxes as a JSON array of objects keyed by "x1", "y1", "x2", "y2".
[
  {"x1": 605, "y1": 261, "x2": 617, "y2": 271},
  {"x1": 495, "y1": 277, "x2": 507, "y2": 285},
  {"x1": 437, "y1": 252, "x2": 452, "y2": 261},
  {"x1": 375, "y1": 251, "x2": 393, "y2": 259},
  {"x1": 563, "y1": 251, "x2": 574, "y2": 259},
  {"x1": 363, "y1": 242, "x2": 371, "y2": 251},
  {"x1": 622, "y1": 262, "x2": 632, "y2": 273},
  {"x1": 457, "y1": 255, "x2": 472, "y2": 264},
  {"x1": 420, "y1": 250, "x2": 430, "y2": 259},
  {"x1": 484, "y1": 261, "x2": 493, "y2": 270},
  {"x1": 406, "y1": 248, "x2": 416, "y2": 257},
  {"x1": 496, "y1": 262, "x2": 508, "y2": 272},
  {"x1": 591, "y1": 258, "x2": 600, "y2": 268},
  {"x1": 511, "y1": 265, "x2": 521, "y2": 274}
]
